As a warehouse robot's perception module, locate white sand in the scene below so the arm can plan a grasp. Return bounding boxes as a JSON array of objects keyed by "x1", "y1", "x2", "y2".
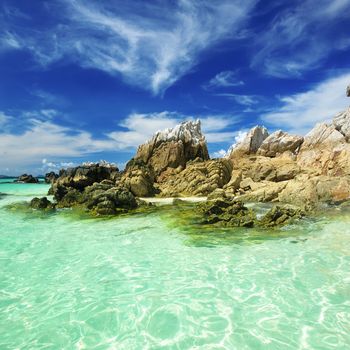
[{"x1": 139, "y1": 197, "x2": 207, "y2": 205}]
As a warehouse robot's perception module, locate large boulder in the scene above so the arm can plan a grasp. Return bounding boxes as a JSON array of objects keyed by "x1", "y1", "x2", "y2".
[
  {"x1": 134, "y1": 120, "x2": 209, "y2": 175},
  {"x1": 121, "y1": 159, "x2": 156, "y2": 197},
  {"x1": 228, "y1": 126, "x2": 269, "y2": 157},
  {"x1": 15, "y1": 174, "x2": 38, "y2": 183},
  {"x1": 30, "y1": 197, "x2": 55, "y2": 210},
  {"x1": 257, "y1": 130, "x2": 304, "y2": 157},
  {"x1": 156, "y1": 158, "x2": 233, "y2": 197},
  {"x1": 333, "y1": 107, "x2": 350, "y2": 141}
]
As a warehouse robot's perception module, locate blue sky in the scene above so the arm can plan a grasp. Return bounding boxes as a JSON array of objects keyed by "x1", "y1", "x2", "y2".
[{"x1": 0, "y1": 0, "x2": 350, "y2": 175}]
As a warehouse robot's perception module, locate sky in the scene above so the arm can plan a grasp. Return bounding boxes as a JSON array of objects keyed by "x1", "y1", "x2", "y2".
[{"x1": 0, "y1": 0, "x2": 350, "y2": 175}]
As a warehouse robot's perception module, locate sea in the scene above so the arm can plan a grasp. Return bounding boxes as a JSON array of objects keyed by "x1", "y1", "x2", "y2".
[{"x1": 0, "y1": 178, "x2": 349, "y2": 349}]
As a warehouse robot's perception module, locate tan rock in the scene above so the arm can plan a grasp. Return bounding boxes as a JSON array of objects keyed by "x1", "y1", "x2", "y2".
[
  {"x1": 228, "y1": 126, "x2": 269, "y2": 157},
  {"x1": 257, "y1": 130, "x2": 303, "y2": 157}
]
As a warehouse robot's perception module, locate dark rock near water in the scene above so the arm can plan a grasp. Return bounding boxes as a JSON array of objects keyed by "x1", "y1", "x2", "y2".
[
  {"x1": 15, "y1": 174, "x2": 38, "y2": 183},
  {"x1": 44, "y1": 172, "x2": 58, "y2": 184},
  {"x1": 30, "y1": 197, "x2": 55, "y2": 210},
  {"x1": 259, "y1": 205, "x2": 305, "y2": 227}
]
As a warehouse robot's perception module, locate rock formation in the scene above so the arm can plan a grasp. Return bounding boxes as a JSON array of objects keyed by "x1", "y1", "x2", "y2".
[
  {"x1": 48, "y1": 162, "x2": 137, "y2": 215},
  {"x1": 257, "y1": 130, "x2": 303, "y2": 157},
  {"x1": 44, "y1": 171, "x2": 58, "y2": 184},
  {"x1": 347, "y1": 85, "x2": 350, "y2": 97},
  {"x1": 228, "y1": 126, "x2": 269, "y2": 157},
  {"x1": 15, "y1": 174, "x2": 39, "y2": 183},
  {"x1": 133, "y1": 120, "x2": 209, "y2": 175}
]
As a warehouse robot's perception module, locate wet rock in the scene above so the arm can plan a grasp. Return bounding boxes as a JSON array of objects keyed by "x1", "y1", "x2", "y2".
[
  {"x1": 258, "y1": 205, "x2": 304, "y2": 227},
  {"x1": 15, "y1": 174, "x2": 38, "y2": 183},
  {"x1": 197, "y1": 199, "x2": 257, "y2": 227},
  {"x1": 30, "y1": 197, "x2": 55, "y2": 210}
]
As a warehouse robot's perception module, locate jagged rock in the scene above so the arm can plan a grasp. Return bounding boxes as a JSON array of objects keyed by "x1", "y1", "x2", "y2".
[
  {"x1": 197, "y1": 199, "x2": 256, "y2": 227},
  {"x1": 120, "y1": 159, "x2": 156, "y2": 197},
  {"x1": 259, "y1": 205, "x2": 304, "y2": 227},
  {"x1": 223, "y1": 170, "x2": 242, "y2": 193},
  {"x1": 257, "y1": 130, "x2": 304, "y2": 157},
  {"x1": 15, "y1": 174, "x2": 38, "y2": 183},
  {"x1": 50, "y1": 162, "x2": 120, "y2": 201},
  {"x1": 44, "y1": 171, "x2": 58, "y2": 184},
  {"x1": 228, "y1": 126, "x2": 269, "y2": 157},
  {"x1": 333, "y1": 107, "x2": 350, "y2": 141},
  {"x1": 156, "y1": 158, "x2": 232, "y2": 196},
  {"x1": 347, "y1": 85, "x2": 350, "y2": 97},
  {"x1": 30, "y1": 197, "x2": 55, "y2": 210},
  {"x1": 134, "y1": 120, "x2": 209, "y2": 174},
  {"x1": 297, "y1": 121, "x2": 350, "y2": 176}
]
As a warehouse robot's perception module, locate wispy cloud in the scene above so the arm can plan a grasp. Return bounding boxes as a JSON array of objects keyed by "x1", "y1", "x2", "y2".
[
  {"x1": 262, "y1": 72, "x2": 350, "y2": 134},
  {"x1": 251, "y1": 0, "x2": 350, "y2": 77},
  {"x1": 216, "y1": 93, "x2": 259, "y2": 106},
  {"x1": 203, "y1": 70, "x2": 244, "y2": 90},
  {"x1": 1, "y1": 0, "x2": 257, "y2": 95}
]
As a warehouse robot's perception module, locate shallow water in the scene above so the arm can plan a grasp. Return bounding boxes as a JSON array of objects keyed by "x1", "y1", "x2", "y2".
[{"x1": 0, "y1": 180, "x2": 350, "y2": 349}]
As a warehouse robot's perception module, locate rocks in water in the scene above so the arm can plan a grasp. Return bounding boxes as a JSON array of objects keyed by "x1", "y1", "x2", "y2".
[
  {"x1": 83, "y1": 182, "x2": 137, "y2": 215},
  {"x1": 48, "y1": 162, "x2": 137, "y2": 215},
  {"x1": 44, "y1": 172, "x2": 58, "y2": 184},
  {"x1": 156, "y1": 158, "x2": 233, "y2": 196},
  {"x1": 121, "y1": 159, "x2": 156, "y2": 197},
  {"x1": 50, "y1": 162, "x2": 120, "y2": 201},
  {"x1": 257, "y1": 130, "x2": 304, "y2": 157},
  {"x1": 134, "y1": 120, "x2": 209, "y2": 175},
  {"x1": 197, "y1": 198, "x2": 304, "y2": 228},
  {"x1": 30, "y1": 197, "x2": 55, "y2": 210},
  {"x1": 228, "y1": 126, "x2": 269, "y2": 157},
  {"x1": 259, "y1": 205, "x2": 304, "y2": 228},
  {"x1": 198, "y1": 199, "x2": 256, "y2": 227},
  {"x1": 15, "y1": 174, "x2": 38, "y2": 183}
]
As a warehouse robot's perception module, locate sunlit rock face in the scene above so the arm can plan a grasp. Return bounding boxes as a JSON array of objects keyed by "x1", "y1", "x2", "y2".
[
  {"x1": 134, "y1": 120, "x2": 209, "y2": 175},
  {"x1": 227, "y1": 126, "x2": 269, "y2": 158},
  {"x1": 257, "y1": 130, "x2": 304, "y2": 157}
]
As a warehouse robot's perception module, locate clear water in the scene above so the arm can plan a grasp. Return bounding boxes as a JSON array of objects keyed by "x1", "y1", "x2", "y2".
[{"x1": 1, "y1": 180, "x2": 350, "y2": 349}]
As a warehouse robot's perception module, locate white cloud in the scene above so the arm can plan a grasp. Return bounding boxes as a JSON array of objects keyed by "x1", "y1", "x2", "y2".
[
  {"x1": 251, "y1": 0, "x2": 350, "y2": 77},
  {"x1": 0, "y1": 110, "x2": 239, "y2": 173},
  {"x1": 2, "y1": 0, "x2": 257, "y2": 95},
  {"x1": 203, "y1": 70, "x2": 244, "y2": 90},
  {"x1": 211, "y1": 149, "x2": 227, "y2": 158},
  {"x1": 108, "y1": 111, "x2": 239, "y2": 147},
  {"x1": 0, "y1": 111, "x2": 12, "y2": 126},
  {"x1": 216, "y1": 93, "x2": 259, "y2": 106},
  {"x1": 262, "y1": 72, "x2": 350, "y2": 134}
]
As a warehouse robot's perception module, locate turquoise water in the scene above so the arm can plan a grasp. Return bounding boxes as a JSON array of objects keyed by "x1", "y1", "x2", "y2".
[{"x1": 1, "y1": 180, "x2": 350, "y2": 349}]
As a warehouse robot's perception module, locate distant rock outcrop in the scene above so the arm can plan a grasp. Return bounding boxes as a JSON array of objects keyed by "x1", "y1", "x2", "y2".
[
  {"x1": 15, "y1": 174, "x2": 38, "y2": 183},
  {"x1": 134, "y1": 120, "x2": 209, "y2": 174}
]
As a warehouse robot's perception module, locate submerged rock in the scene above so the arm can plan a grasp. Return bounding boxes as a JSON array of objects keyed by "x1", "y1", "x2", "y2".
[
  {"x1": 15, "y1": 174, "x2": 38, "y2": 183},
  {"x1": 197, "y1": 199, "x2": 256, "y2": 227}
]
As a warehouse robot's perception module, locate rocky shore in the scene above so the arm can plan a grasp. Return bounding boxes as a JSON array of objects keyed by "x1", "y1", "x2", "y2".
[{"x1": 27, "y1": 85, "x2": 350, "y2": 227}]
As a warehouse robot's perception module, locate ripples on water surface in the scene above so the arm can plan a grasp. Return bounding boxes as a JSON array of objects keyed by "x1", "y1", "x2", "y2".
[{"x1": 0, "y1": 180, "x2": 350, "y2": 349}]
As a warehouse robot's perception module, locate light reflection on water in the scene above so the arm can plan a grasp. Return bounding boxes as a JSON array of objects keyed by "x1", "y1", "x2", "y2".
[{"x1": 0, "y1": 181, "x2": 350, "y2": 349}]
